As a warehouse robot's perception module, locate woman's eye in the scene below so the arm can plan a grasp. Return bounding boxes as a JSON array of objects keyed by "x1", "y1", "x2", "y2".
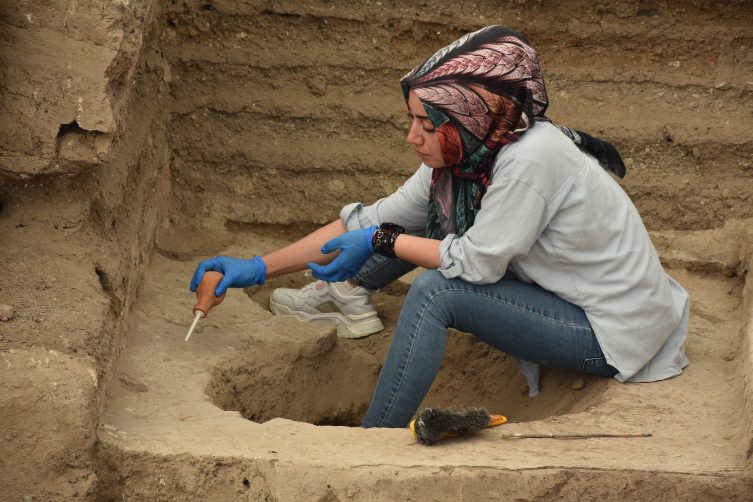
[{"x1": 407, "y1": 113, "x2": 435, "y2": 132}]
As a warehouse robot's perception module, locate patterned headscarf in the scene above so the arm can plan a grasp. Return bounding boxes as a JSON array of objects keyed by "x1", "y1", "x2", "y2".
[{"x1": 401, "y1": 26, "x2": 625, "y2": 240}]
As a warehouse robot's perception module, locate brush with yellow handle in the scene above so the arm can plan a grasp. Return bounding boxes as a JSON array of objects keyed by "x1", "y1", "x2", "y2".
[
  {"x1": 409, "y1": 407, "x2": 651, "y2": 445},
  {"x1": 409, "y1": 407, "x2": 507, "y2": 445}
]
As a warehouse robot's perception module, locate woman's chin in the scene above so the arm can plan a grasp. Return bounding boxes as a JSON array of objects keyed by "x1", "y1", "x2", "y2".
[{"x1": 418, "y1": 157, "x2": 446, "y2": 169}]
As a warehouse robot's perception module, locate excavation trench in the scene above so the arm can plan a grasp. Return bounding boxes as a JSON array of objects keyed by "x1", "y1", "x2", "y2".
[
  {"x1": 7, "y1": 0, "x2": 753, "y2": 502},
  {"x1": 5, "y1": 0, "x2": 753, "y2": 499},
  {"x1": 208, "y1": 272, "x2": 610, "y2": 427}
]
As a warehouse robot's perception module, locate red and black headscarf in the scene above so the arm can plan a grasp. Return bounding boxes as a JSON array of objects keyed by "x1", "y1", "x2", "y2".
[{"x1": 401, "y1": 26, "x2": 625, "y2": 240}]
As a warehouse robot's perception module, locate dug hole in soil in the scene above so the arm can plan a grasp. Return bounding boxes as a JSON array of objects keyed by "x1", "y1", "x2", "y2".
[{"x1": 2, "y1": 0, "x2": 753, "y2": 501}]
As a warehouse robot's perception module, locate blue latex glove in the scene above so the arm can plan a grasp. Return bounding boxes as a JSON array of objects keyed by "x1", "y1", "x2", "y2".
[
  {"x1": 308, "y1": 225, "x2": 378, "y2": 283},
  {"x1": 190, "y1": 256, "x2": 266, "y2": 296}
]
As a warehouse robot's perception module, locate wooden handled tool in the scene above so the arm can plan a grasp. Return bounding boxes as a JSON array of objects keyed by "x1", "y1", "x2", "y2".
[
  {"x1": 409, "y1": 407, "x2": 651, "y2": 445},
  {"x1": 185, "y1": 271, "x2": 226, "y2": 342}
]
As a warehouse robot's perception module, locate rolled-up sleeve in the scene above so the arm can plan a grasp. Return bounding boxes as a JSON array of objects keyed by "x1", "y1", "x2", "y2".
[
  {"x1": 439, "y1": 177, "x2": 549, "y2": 284},
  {"x1": 340, "y1": 164, "x2": 432, "y2": 235}
]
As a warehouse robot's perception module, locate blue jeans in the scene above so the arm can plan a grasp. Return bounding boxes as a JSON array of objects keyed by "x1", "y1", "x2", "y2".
[{"x1": 352, "y1": 255, "x2": 617, "y2": 429}]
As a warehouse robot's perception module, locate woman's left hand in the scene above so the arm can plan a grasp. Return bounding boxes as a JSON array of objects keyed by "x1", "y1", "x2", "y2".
[{"x1": 307, "y1": 225, "x2": 378, "y2": 283}]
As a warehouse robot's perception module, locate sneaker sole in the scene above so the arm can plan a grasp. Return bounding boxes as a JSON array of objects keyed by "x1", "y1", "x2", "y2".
[{"x1": 269, "y1": 299, "x2": 385, "y2": 339}]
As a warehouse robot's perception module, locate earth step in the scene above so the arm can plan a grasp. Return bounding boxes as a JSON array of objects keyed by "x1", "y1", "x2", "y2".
[{"x1": 167, "y1": 70, "x2": 753, "y2": 149}]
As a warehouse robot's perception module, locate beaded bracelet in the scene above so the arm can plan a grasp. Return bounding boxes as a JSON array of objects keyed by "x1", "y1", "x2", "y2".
[{"x1": 371, "y1": 223, "x2": 406, "y2": 258}]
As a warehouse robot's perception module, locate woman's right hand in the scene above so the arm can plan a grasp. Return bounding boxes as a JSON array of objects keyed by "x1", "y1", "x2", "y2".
[
  {"x1": 190, "y1": 256, "x2": 266, "y2": 296},
  {"x1": 307, "y1": 226, "x2": 378, "y2": 283}
]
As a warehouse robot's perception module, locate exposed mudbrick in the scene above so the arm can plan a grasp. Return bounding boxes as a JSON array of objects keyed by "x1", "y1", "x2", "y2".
[{"x1": 1, "y1": 0, "x2": 753, "y2": 500}]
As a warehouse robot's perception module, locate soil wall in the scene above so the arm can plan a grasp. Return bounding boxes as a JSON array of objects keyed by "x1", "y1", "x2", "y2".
[
  {"x1": 162, "y1": 0, "x2": 753, "y2": 232},
  {"x1": 0, "y1": 0, "x2": 172, "y2": 500}
]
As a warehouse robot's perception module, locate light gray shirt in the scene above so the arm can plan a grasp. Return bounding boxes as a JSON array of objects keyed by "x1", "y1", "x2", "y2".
[{"x1": 341, "y1": 121, "x2": 689, "y2": 384}]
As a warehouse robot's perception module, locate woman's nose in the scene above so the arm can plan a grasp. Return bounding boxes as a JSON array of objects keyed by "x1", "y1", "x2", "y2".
[{"x1": 407, "y1": 122, "x2": 423, "y2": 145}]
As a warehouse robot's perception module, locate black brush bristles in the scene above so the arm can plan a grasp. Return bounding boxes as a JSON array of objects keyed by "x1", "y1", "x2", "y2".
[{"x1": 413, "y1": 407, "x2": 491, "y2": 445}]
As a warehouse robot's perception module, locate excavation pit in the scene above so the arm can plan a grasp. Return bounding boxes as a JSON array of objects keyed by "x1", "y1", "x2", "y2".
[{"x1": 208, "y1": 272, "x2": 611, "y2": 427}]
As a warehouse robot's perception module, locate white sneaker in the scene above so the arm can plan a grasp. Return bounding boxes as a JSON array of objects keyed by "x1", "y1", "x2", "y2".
[{"x1": 270, "y1": 280, "x2": 385, "y2": 338}]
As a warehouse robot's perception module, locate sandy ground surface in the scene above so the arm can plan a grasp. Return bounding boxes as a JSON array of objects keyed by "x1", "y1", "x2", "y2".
[{"x1": 93, "y1": 228, "x2": 752, "y2": 500}]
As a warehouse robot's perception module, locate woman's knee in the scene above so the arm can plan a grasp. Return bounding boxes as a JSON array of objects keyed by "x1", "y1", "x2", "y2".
[
  {"x1": 408, "y1": 269, "x2": 447, "y2": 293},
  {"x1": 404, "y1": 270, "x2": 445, "y2": 312},
  {"x1": 403, "y1": 270, "x2": 456, "y2": 325}
]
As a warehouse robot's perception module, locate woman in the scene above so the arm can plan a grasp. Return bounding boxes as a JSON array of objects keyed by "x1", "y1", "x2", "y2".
[{"x1": 190, "y1": 26, "x2": 689, "y2": 429}]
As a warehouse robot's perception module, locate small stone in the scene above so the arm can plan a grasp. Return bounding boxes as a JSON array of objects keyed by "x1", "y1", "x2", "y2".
[
  {"x1": 572, "y1": 378, "x2": 586, "y2": 391},
  {"x1": 0, "y1": 305, "x2": 13, "y2": 322}
]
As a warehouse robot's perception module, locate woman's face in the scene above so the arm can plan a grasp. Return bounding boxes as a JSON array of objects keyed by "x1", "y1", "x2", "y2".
[{"x1": 406, "y1": 89, "x2": 446, "y2": 169}]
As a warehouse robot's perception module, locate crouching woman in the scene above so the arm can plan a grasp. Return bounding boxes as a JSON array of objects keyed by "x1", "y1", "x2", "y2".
[{"x1": 190, "y1": 26, "x2": 689, "y2": 429}]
